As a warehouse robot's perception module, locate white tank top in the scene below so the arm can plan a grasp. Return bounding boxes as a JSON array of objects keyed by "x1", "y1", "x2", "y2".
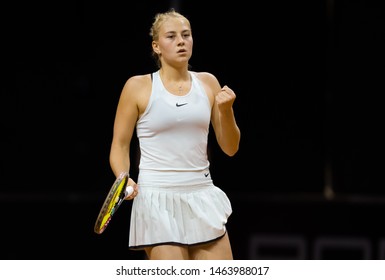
[{"x1": 136, "y1": 70, "x2": 211, "y2": 175}]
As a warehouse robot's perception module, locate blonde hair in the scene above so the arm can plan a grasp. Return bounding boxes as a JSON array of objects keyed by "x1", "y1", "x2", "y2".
[{"x1": 149, "y1": 8, "x2": 191, "y2": 68}]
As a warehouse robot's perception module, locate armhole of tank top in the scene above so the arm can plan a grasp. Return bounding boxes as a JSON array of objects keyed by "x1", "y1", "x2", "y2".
[
  {"x1": 137, "y1": 72, "x2": 154, "y2": 123},
  {"x1": 192, "y1": 72, "x2": 210, "y2": 105}
]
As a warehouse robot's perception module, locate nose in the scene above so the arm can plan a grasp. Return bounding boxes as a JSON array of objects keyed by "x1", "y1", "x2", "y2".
[{"x1": 177, "y1": 35, "x2": 185, "y2": 45}]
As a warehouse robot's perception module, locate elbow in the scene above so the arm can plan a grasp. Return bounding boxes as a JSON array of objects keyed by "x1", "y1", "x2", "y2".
[
  {"x1": 219, "y1": 129, "x2": 241, "y2": 157},
  {"x1": 226, "y1": 149, "x2": 238, "y2": 157},
  {"x1": 224, "y1": 143, "x2": 240, "y2": 157},
  {"x1": 228, "y1": 131, "x2": 241, "y2": 157}
]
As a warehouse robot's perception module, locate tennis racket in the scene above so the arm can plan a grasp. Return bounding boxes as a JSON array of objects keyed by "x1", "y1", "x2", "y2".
[{"x1": 94, "y1": 172, "x2": 134, "y2": 234}]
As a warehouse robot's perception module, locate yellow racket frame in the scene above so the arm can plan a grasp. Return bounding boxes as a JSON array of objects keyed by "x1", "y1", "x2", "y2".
[{"x1": 94, "y1": 172, "x2": 128, "y2": 234}]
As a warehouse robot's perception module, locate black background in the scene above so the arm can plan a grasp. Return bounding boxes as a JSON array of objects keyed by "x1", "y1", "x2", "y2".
[{"x1": 1, "y1": 0, "x2": 384, "y2": 259}]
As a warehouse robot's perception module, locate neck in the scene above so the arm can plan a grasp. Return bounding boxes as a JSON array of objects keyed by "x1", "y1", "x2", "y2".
[
  {"x1": 159, "y1": 66, "x2": 189, "y2": 83},
  {"x1": 159, "y1": 68, "x2": 191, "y2": 96}
]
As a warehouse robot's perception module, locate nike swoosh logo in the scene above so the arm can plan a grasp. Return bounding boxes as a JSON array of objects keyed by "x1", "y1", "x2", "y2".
[
  {"x1": 204, "y1": 173, "x2": 209, "y2": 177},
  {"x1": 176, "y1": 103, "x2": 188, "y2": 107}
]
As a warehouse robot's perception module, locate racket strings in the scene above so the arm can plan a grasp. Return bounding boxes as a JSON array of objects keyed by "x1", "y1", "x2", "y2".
[{"x1": 94, "y1": 174, "x2": 129, "y2": 234}]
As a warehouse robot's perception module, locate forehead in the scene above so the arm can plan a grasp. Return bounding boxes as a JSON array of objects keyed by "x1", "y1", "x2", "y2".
[{"x1": 160, "y1": 17, "x2": 191, "y2": 33}]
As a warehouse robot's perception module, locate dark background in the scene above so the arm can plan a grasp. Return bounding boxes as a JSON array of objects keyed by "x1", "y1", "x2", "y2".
[{"x1": 1, "y1": 0, "x2": 384, "y2": 259}]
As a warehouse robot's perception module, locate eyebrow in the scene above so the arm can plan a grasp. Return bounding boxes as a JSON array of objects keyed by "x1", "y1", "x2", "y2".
[{"x1": 164, "y1": 29, "x2": 191, "y2": 34}]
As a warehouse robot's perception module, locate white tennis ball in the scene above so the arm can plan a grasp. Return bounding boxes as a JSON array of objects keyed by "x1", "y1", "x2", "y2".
[{"x1": 125, "y1": 185, "x2": 134, "y2": 197}]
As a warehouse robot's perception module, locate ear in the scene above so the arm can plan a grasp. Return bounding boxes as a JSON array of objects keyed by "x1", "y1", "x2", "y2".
[{"x1": 152, "y1": 41, "x2": 160, "y2": 54}]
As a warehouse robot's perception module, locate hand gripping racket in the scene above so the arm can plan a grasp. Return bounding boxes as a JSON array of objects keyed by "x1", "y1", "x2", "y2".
[{"x1": 94, "y1": 172, "x2": 134, "y2": 234}]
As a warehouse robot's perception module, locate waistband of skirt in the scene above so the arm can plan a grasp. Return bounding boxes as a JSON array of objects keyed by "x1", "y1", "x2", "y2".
[{"x1": 137, "y1": 168, "x2": 213, "y2": 187}]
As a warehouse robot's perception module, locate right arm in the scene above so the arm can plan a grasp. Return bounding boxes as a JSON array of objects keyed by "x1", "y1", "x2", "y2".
[{"x1": 109, "y1": 75, "x2": 147, "y2": 179}]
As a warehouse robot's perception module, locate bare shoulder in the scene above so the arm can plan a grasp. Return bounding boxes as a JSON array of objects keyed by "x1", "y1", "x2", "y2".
[
  {"x1": 120, "y1": 73, "x2": 152, "y2": 114},
  {"x1": 192, "y1": 71, "x2": 221, "y2": 100},
  {"x1": 194, "y1": 71, "x2": 220, "y2": 86},
  {"x1": 123, "y1": 74, "x2": 152, "y2": 95}
]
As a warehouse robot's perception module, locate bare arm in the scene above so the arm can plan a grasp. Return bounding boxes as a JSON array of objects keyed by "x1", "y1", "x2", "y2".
[
  {"x1": 109, "y1": 76, "x2": 146, "y2": 177},
  {"x1": 213, "y1": 85, "x2": 241, "y2": 156},
  {"x1": 197, "y1": 72, "x2": 241, "y2": 156}
]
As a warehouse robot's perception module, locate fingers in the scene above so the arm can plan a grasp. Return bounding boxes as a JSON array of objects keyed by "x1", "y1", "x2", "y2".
[{"x1": 216, "y1": 85, "x2": 236, "y2": 107}]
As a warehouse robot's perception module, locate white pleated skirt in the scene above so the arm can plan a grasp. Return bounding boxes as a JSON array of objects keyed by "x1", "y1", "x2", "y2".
[{"x1": 128, "y1": 175, "x2": 232, "y2": 250}]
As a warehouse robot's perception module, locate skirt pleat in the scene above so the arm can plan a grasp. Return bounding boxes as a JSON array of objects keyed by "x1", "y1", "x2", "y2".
[{"x1": 128, "y1": 183, "x2": 232, "y2": 249}]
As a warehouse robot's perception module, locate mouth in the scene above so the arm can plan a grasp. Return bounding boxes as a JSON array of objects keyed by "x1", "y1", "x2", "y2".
[{"x1": 177, "y1": 49, "x2": 186, "y2": 53}]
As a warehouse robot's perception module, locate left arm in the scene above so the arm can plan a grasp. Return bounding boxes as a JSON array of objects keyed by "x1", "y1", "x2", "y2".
[{"x1": 197, "y1": 72, "x2": 241, "y2": 156}]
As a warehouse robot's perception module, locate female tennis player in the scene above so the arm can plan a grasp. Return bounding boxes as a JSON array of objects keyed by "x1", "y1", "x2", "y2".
[{"x1": 109, "y1": 8, "x2": 241, "y2": 260}]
